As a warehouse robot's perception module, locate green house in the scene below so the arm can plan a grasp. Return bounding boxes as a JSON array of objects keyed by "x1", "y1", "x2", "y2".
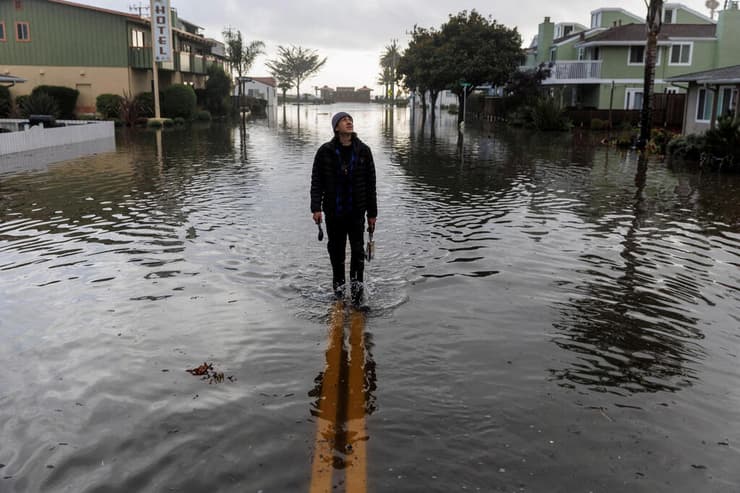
[
  {"x1": 522, "y1": 3, "x2": 739, "y2": 114},
  {"x1": 0, "y1": 0, "x2": 224, "y2": 113}
]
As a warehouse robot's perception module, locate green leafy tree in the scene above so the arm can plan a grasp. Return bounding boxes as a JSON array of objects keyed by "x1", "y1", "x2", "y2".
[
  {"x1": 398, "y1": 26, "x2": 446, "y2": 121},
  {"x1": 438, "y1": 10, "x2": 523, "y2": 123},
  {"x1": 204, "y1": 63, "x2": 232, "y2": 116},
  {"x1": 266, "y1": 45, "x2": 327, "y2": 103},
  {"x1": 266, "y1": 58, "x2": 294, "y2": 103}
]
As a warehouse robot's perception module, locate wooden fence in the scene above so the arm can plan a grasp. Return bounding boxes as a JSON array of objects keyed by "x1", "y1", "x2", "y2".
[{"x1": 470, "y1": 93, "x2": 685, "y2": 130}]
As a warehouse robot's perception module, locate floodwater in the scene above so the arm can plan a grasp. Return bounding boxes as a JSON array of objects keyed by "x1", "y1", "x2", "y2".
[{"x1": 1, "y1": 104, "x2": 739, "y2": 493}]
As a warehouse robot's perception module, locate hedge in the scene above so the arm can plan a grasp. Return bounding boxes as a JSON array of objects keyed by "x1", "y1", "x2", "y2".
[{"x1": 31, "y1": 85, "x2": 79, "y2": 119}]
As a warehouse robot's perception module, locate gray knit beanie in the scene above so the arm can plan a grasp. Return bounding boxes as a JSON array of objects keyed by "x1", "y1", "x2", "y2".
[{"x1": 331, "y1": 112, "x2": 352, "y2": 132}]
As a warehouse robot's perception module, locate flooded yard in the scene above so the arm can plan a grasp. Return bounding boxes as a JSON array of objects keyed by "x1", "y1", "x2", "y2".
[{"x1": 1, "y1": 104, "x2": 739, "y2": 492}]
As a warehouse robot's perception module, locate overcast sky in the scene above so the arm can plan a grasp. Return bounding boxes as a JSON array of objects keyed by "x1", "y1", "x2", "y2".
[{"x1": 77, "y1": 0, "x2": 714, "y2": 94}]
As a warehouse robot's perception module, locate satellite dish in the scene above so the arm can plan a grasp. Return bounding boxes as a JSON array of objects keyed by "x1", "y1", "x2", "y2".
[{"x1": 705, "y1": 0, "x2": 719, "y2": 9}]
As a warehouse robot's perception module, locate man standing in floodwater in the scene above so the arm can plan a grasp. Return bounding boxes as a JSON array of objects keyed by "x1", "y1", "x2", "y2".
[{"x1": 311, "y1": 112, "x2": 377, "y2": 305}]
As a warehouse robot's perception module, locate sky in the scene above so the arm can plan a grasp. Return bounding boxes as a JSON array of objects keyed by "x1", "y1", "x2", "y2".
[{"x1": 75, "y1": 0, "x2": 715, "y2": 94}]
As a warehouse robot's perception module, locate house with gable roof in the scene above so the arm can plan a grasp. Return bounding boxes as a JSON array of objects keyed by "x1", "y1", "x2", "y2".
[{"x1": 521, "y1": 3, "x2": 740, "y2": 116}]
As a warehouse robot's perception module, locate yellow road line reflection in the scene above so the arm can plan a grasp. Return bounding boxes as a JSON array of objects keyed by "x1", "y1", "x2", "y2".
[
  {"x1": 345, "y1": 309, "x2": 367, "y2": 493},
  {"x1": 309, "y1": 302, "x2": 344, "y2": 493}
]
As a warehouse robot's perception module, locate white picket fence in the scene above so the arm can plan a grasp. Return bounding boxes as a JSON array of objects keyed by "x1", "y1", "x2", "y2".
[{"x1": 0, "y1": 120, "x2": 115, "y2": 155}]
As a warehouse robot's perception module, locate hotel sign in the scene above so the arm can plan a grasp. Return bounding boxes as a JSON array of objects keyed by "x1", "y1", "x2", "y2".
[{"x1": 151, "y1": 0, "x2": 172, "y2": 62}]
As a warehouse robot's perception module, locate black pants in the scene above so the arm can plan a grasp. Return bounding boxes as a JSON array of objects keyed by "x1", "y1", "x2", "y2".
[{"x1": 325, "y1": 214, "x2": 365, "y2": 290}]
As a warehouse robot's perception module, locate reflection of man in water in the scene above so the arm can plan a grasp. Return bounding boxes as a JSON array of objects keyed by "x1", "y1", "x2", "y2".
[{"x1": 311, "y1": 112, "x2": 377, "y2": 304}]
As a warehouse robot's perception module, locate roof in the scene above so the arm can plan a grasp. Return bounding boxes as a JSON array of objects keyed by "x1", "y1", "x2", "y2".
[
  {"x1": 665, "y1": 64, "x2": 740, "y2": 84},
  {"x1": 49, "y1": 0, "x2": 146, "y2": 23},
  {"x1": 578, "y1": 23, "x2": 716, "y2": 46},
  {"x1": 589, "y1": 7, "x2": 644, "y2": 23},
  {"x1": 239, "y1": 77, "x2": 277, "y2": 87},
  {"x1": 0, "y1": 74, "x2": 27, "y2": 85}
]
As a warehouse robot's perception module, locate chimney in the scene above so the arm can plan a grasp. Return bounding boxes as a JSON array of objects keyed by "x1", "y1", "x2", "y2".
[{"x1": 545, "y1": 16, "x2": 551, "y2": 23}]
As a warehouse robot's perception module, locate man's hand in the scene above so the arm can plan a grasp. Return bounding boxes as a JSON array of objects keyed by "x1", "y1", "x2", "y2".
[
  {"x1": 367, "y1": 216, "x2": 376, "y2": 233},
  {"x1": 313, "y1": 212, "x2": 322, "y2": 224}
]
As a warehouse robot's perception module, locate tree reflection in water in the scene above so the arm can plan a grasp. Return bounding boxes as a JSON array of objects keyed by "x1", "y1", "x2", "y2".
[{"x1": 550, "y1": 154, "x2": 705, "y2": 394}]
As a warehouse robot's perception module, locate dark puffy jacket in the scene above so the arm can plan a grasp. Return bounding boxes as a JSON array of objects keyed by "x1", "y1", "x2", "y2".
[{"x1": 310, "y1": 135, "x2": 377, "y2": 218}]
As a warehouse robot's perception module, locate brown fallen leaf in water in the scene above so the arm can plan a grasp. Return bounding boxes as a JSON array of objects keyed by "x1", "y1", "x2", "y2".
[{"x1": 186, "y1": 362, "x2": 213, "y2": 376}]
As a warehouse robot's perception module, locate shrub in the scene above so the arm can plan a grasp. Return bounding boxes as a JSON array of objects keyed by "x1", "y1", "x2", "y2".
[
  {"x1": 31, "y1": 85, "x2": 79, "y2": 119},
  {"x1": 195, "y1": 110, "x2": 212, "y2": 121},
  {"x1": 590, "y1": 118, "x2": 607, "y2": 130},
  {"x1": 20, "y1": 91, "x2": 60, "y2": 118},
  {"x1": 14, "y1": 95, "x2": 29, "y2": 117},
  {"x1": 96, "y1": 93, "x2": 123, "y2": 119},
  {"x1": 666, "y1": 133, "x2": 706, "y2": 160},
  {"x1": 173, "y1": 116, "x2": 186, "y2": 125},
  {"x1": 529, "y1": 98, "x2": 571, "y2": 131},
  {"x1": 703, "y1": 114, "x2": 740, "y2": 161},
  {"x1": 0, "y1": 86, "x2": 11, "y2": 118},
  {"x1": 161, "y1": 84, "x2": 196, "y2": 120},
  {"x1": 134, "y1": 92, "x2": 155, "y2": 118},
  {"x1": 146, "y1": 119, "x2": 163, "y2": 128},
  {"x1": 649, "y1": 127, "x2": 676, "y2": 154},
  {"x1": 118, "y1": 91, "x2": 148, "y2": 127}
]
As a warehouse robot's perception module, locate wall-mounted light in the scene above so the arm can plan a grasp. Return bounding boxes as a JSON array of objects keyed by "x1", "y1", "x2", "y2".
[
  {"x1": 80, "y1": 70, "x2": 86, "y2": 76},
  {"x1": 39, "y1": 69, "x2": 45, "y2": 75}
]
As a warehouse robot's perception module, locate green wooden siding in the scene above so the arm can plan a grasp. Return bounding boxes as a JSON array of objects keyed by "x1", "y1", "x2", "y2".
[
  {"x1": 0, "y1": 0, "x2": 136, "y2": 66},
  {"x1": 673, "y1": 8, "x2": 712, "y2": 24},
  {"x1": 599, "y1": 11, "x2": 642, "y2": 29},
  {"x1": 716, "y1": 9, "x2": 740, "y2": 66}
]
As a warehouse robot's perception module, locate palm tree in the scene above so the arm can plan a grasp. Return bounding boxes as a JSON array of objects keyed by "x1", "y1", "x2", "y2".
[
  {"x1": 266, "y1": 45, "x2": 327, "y2": 104},
  {"x1": 379, "y1": 40, "x2": 401, "y2": 101},
  {"x1": 222, "y1": 28, "x2": 265, "y2": 103},
  {"x1": 638, "y1": 0, "x2": 663, "y2": 149}
]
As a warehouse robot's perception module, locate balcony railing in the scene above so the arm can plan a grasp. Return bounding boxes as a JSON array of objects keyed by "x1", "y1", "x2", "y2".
[
  {"x1": 128, "y1": 48, "x2": 209, "y2": 74},
  {"x1": 545, "y1": 60, "x2": 602, "y2": 83}
]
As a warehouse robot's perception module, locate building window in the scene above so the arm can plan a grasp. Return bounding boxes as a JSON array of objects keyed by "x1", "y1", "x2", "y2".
[
  {"x1": 15, "y1": 0, "x2": 22, "y2": 9},
  {"x1": 663, "y1": 8, "x2": 676, "y2": 24},
  {"x1": 625, "y1": 88, "x2": 644, "y2": 110},
  {"x1": 718, "y1": 87, "x2": 737, "y2": 118},
  {"x1": 669, "y1": 43, "x2": 691, "y2": 65},
  {"x1": 131, "y1": 29, "x2": 144, "y2": 48},
  {"x1": 15, "y1": 21, "x2": 29, "y2": 41},
  {"x1": 628, "y1": 45, "x2": 645, "y2": 64},
  {"x1": 591, "y1": 12, "x2": 602, "y2": 28},
  {"x1": 0, "y1": 22, "x2": 5, "y2": 42},
  {"x1": 563, "y1": 25, "x2": 574, "y2": 37},
  {"x1": 549, "y1": 47, "x2": 557, "y2": 62},
  {"x1": 696, "y1": 88, "x2": 714, "y2": 122}
]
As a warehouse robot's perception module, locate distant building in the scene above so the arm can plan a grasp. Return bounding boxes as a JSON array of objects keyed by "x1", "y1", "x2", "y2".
[
  {"x1": 335, "y1": 86, "x2": 373, "y2": 103},
  {"x1": 234, "y1": 76, "x2": 277, "y2": 109},
  {"x1": 320, "y1": 85, "x2": 336, "y2": 103}
]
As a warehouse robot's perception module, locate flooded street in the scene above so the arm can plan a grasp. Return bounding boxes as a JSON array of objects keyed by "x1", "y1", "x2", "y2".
[{"x1": 1, "y1": 104, "x2": 739, "y2": 492}]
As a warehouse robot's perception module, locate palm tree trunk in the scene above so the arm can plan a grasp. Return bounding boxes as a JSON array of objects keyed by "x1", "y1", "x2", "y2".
[{"x1": 638, "y1": 0, "x2": 663, "y2": 149}]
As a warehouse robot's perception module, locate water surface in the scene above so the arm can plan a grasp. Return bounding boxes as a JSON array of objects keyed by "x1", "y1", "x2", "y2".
[{"x1": 1, "y1": 105, "x2": 739, "y2": 492}]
